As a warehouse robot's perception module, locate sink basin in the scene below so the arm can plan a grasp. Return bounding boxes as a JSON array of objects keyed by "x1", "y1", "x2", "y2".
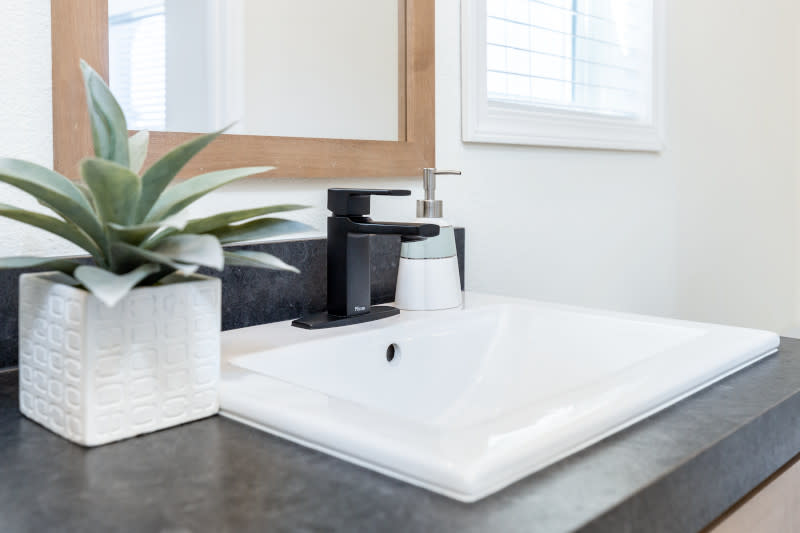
[{"x1": 219, "y1": 292, "x2": 778, "y2": 502}]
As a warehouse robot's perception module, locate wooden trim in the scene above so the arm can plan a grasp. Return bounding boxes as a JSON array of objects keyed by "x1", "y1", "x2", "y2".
[
  {"x1": 397, "y1": 0, "x2": 407, "y2": 142},
  {"x1": 51, "y1": 0, "x2": 108, "y2": 179},
  {"x1": 51, "y1": 0, "x2": 434, "y2": 180}
]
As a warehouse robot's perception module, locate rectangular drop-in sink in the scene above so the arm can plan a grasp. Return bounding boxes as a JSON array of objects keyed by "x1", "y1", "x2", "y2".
[{"x1": 219, "y1": 292, "x2": 778, "y2": 502}]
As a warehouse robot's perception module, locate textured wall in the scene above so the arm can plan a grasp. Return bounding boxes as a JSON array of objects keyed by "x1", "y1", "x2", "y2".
[{"x1": 0, "y1": 1, "x2": 61, "y2": 256}]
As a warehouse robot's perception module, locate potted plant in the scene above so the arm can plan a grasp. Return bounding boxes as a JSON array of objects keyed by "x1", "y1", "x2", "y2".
[{"x1": 0, "y1": 61, "x2": 311, "y2": 446}]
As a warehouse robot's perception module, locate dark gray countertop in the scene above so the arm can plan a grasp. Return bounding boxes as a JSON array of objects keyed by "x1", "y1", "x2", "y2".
[{"x1": 2, "y1": 338, "x2": 800, "y2": 533}]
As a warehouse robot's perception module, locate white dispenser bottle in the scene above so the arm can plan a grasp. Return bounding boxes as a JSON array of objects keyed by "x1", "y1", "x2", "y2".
[{"x1": 395, "y1": 168, "x2": 462, "y2": 310}]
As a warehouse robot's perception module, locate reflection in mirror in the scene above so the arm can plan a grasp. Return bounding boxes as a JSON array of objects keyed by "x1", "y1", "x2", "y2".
[{"x1": 108, "y1": 0, "x2": 400, "y2": 141}]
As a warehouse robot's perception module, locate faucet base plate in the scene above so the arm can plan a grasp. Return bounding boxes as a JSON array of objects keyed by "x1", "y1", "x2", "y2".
[{"x1": 291, "y1": 305, "x2": 400, "y2": 330}]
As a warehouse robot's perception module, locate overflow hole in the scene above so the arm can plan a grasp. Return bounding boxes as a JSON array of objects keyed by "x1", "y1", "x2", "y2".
[{"x1": 386, "y1": 343, "x2": 400, "y2": 364}]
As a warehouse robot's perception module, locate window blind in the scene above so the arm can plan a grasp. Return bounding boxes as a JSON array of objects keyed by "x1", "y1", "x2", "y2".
[
  {"x1": 486, "y1": 0, "x2": 653, "y2": 119},
  {"x1": 108, "y1": 0, "x2": 167, "y2": 130}
]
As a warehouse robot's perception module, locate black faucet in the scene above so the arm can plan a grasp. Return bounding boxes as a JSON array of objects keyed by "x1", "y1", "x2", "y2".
[{"x1": 292, "y1": 188, "x2": 440, "y2": 329}]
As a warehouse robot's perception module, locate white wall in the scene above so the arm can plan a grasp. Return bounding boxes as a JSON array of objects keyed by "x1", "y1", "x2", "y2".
[
  {"x1": 0, "y1": 1, "x2": 58, "y2": 257},
  {"x1": 436, "y1": 0, "x2": 799, "y2": 332},
  {"x1": 0, "y1": 0, "x2": 798, "y2": 333},
  {"x1": 797, "y1": 15, "x2": 800, "y2": 332},
  {"x1": 668, "y1": 1, "x2": 798, "y2": 331}
]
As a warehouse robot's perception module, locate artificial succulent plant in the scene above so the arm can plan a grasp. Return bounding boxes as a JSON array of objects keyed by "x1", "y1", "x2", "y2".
[{"x1": 0, "y1": 60, "x2": 311, "y2": 307}]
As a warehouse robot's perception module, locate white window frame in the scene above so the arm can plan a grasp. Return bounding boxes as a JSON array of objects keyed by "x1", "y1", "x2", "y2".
[{"x1": 461, "y1": 0, "x2": 666, "y2": 151}]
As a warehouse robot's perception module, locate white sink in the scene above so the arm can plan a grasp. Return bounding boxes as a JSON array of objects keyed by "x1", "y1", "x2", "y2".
[{"x1": 219, "y1": 292, "x2": 778, "y2": 502}]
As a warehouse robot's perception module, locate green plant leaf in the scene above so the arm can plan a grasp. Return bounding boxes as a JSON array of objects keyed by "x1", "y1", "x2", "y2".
[
  {"x1": 106, "y1": 222, "x2": 165, "y2": 245},
  {"x1": 183, "y1": 204, "x2": 308, "y2": 234},
  {"x1": 107, "y1": 212, "x2": 189, "y2": 245},
  {"x1": 138, "y1": 227, "x2": 179, "y2": 249},
  {"x1": 147, "y1": 206, "x2": 306, "y2": 249},
  {"x1": 81, "y1": 158, "x2": 142, "y2": 226},
  {"x1": 135, "y1": 126, "x2": 230, "y2": 222},
  {"x1": 210, "y1": 217, "x2": 313, "y2": 244},
  {"x1": 37, "y1": 271, "x2": 82, "y2": 287},
  {"x1": 224, "y1": 250, "x2": 300, "y2": 273},
  {"x1": 0, "y1": 256, "x2": 81, "y2": 275},
  {"x1": 0, "y1": 158, "x2": 106, "y2": 250},
  {"x1": 144, "y1": 166, "x2": 274, "y2": 222},
  {"x1": 0, "y1": 203, "x2": 102, "y2": 258},
  {"x1": 111, "y1": 242, "x2": 198, "y2": 276},
  {"x1": 0, "y1": 158, "x2": 91, "y2": 210},
  {"x1": 154, "y1": 271, "x2": 199, "y2": 286},
  {"x1": 128, "y1": 130, "x2": 149, "y2": 174},
  {"x1": 74, "y1": 263, "x2": 160, "y2": 307},
  {"x1": 151, "y1": 234, "x2": 224, "y2": 270},
  {"x1": 80, "y1": 59, "x2": 129, "y2": 167},
  {"x1": 75, "y1": 182, "x2": 96, "y2": 211}
]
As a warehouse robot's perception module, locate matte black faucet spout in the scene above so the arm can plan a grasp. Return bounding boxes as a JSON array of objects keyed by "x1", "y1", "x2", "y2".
[
  {"x1": 292, "y1": 189, "x2": 440, "y2": 329},
  {"x1": 341, "y1": 216, "x2": 440, "y2": 238}
]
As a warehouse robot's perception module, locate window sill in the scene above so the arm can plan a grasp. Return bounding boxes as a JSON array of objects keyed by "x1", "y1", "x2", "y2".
[{"x1": 463, "y1": 100, "x2": 664, "y2": 152}]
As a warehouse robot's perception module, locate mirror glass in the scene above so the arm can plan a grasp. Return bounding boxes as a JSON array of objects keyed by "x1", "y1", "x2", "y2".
[{"x1": 108, "y1": 0, "x2": 401, "y2": 141}]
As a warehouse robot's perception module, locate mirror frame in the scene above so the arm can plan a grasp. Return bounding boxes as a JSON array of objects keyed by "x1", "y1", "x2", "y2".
[{"x1": 51, "y1": 0, "x2": 434, "y2": 179}]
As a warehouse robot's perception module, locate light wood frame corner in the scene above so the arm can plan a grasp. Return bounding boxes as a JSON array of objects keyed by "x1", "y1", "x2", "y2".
[{"x1": 51, "y1": 0, "x2": 434, "y2": 180}]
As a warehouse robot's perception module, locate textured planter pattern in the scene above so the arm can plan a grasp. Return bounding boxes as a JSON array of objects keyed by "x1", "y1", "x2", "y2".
[{"x1": 18, "y1": 273, "x2": 221, "y2": 446}]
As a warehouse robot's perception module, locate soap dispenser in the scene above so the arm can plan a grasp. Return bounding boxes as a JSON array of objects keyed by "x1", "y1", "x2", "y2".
[{"x1": 395, "y1": 168, "x2": 462, "y2": 310}]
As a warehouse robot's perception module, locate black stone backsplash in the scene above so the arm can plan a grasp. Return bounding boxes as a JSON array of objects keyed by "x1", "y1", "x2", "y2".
[{"x1": 0, "y1": 229, "x2": 465, "y2": 370}]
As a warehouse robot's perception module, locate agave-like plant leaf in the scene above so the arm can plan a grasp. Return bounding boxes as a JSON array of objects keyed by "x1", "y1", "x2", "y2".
[
  {"x1": 81, "y1": 158, "x2": 142, "y2": 226},
  {"x1": 182, "y1": 204, "x2": 308, "y2": 234},
  {"x1": 210, "y1": 218, "x2": 313, "y2": 244},
  {"x1": 0, "y1": 60, "x2": 305, "y2": 299},
  {"x1": 37, "y1": 271, "x2": 82, "y2": 287},
  {"x1": 224, "y1": 250, "x2": 300, "y2": 273},
  {"x1": 141, "y1": 206, "x2": 308, "y2": 249},
  {"x1": 135, "y1": 126, "x2": 230, "y2": 222},
  {"x1": 0, "y1": 158, "x2": 106, "y2": 250},
  {"x1": 80, "y1": 60, "x2": 129, "y2": 167},
  {"x1": 153, "y1": 271, "x2": 205, "y2": 286},
  {"x1": 0, "y1": 256, "x2": 82, "y2": 275},
  {"x1": 107, "y1": 212, "x2": 189, "y2": 245},
  {"x1": 74, "y1": 263, "x2": 160, "y2": 307},
  {"x1": 128, "y1": 130, "x2": 149, "y2": 174},
  {"x1": 75, "y1": 182, "x2": 96, "y2": 210},
  {"x1": 151, "y1": 234, "x2": 224, "y2": 270},
  {"x1": 0, "y1": 203, "x2": 102, "y2": 259},
  {"x1": 112, "y1": 242, "x2": 198, "y2": 276},
  {"x1": 143, "y1": 166, "x2": 275, "y2": 222},
  {"x1": 0, "y1": 158, "x2": 92, "y2": 211},
  {"x1": 106, "y1": 224, "x2": 163, "y2": 246}
]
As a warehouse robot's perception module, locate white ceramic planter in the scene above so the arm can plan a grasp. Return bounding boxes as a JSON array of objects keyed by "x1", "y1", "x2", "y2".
[{"x1": 18, "y1": 272, "x2": 221, "y2": 446}]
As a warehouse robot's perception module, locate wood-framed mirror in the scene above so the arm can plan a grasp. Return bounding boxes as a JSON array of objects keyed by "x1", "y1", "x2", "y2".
[{"x1": 51, "y1": 0, "x2": 434, "y2": 180}]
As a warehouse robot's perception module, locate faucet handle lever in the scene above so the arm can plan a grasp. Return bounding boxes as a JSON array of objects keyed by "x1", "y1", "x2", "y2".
[{"x1": 328, "y1": 188, "x2": 411, "y2": 216}]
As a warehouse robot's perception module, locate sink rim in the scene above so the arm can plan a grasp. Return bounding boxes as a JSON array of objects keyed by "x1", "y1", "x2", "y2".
[
  {"x1": 224, "y1": 297, "x2": 711, "y2": 430},
  {"x1": 219, "y1": 292, "x2": 779, "y2": 502}
]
